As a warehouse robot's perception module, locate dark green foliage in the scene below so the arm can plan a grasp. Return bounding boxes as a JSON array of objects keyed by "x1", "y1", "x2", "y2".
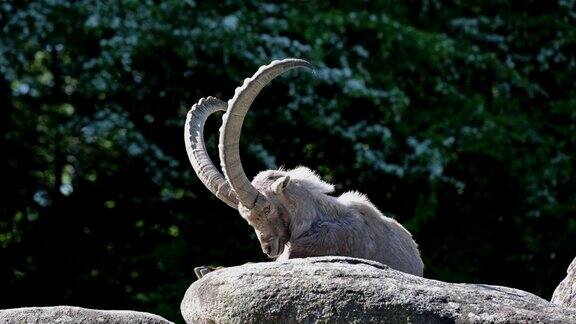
[{"x1": 1, "y1": 0, "x2": 575, "y2": 321}]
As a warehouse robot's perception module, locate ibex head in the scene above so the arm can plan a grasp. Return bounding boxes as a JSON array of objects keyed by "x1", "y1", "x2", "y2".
[
  {"x1": 185, "y1": 59, "x2": 314, "y2": 258},
  {"x1": 237, "y1": 170, "x2": 293, "y2": 257}
]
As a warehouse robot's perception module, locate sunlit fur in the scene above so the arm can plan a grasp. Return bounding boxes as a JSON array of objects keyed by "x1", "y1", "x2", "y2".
[{"x1": 238, "y1": 166, "x2": 424, "y2": 276}]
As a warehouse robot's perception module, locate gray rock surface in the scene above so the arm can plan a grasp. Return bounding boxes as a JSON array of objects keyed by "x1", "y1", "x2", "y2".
[
  {"x1": 0, "y1": 306, "x2": 173, "y2": 324},
  {"x1": 181, "y1": 256, "x2": 576, "y2": 324},
  {"x1": 552, "y1": 257, "x2": 576, "y2": 308}
]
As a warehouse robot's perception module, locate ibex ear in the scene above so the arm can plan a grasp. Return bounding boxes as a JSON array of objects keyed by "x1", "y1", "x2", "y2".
[{"x1": 272, "y1": 176, "x2": 290, "y2": 194}]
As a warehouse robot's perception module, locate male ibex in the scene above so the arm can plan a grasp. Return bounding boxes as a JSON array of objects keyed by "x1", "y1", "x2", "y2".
[{"x1": 185, "y1": 59, "x2": 424, "y2": 277}]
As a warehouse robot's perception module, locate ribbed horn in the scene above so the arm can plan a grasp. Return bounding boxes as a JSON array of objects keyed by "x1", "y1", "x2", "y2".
[
  {"x1": 219, "y1": 58, "x2": 314, "y2": 209},
  {"x1": 185, "y1": 96, "x2": 239, "y2": 209}
]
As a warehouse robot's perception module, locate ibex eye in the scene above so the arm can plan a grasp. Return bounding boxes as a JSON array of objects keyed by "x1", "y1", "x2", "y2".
[{"x1": 263, "y1": 206, "x2": 271, "y2": 214}]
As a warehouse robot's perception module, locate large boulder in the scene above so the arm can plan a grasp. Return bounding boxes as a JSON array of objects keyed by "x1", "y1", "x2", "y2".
[
  {"x1": 552, "y1": 257, "x2": 576, "y2": 308},
  {"x1": 0, "y1": 306, "x2": 173, "y2": 324},
  {"x1": 181, "y1": 257, "x2": 576, "y2": 323}
]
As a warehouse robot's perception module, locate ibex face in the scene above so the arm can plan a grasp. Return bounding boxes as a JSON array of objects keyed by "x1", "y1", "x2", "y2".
[{"x1": 239, "y1": 171, "x2": 292, "y2": 258}]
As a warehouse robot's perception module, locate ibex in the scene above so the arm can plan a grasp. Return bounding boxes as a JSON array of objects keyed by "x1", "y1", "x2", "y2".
[{"x1": 185, "y1": 58, "x2": 424, "y2": 277}]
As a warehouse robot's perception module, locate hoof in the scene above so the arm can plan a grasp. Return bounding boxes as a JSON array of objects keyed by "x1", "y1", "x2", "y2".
[{"x1": 194, "y1": 265, "x2": 215, "y2": 279}]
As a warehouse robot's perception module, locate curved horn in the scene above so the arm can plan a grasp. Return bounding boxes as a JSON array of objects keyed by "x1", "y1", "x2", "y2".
[
  {"x1": 185, "y1": 96, "x2": 239, "y2": 209},
  {"x1": 219, "y1": 58, "x2": 314, "y2": 209}
]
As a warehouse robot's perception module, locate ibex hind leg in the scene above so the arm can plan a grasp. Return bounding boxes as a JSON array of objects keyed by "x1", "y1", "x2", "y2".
[{"x1": 194, "y1": 265, "x2": 224, "y2": 279}]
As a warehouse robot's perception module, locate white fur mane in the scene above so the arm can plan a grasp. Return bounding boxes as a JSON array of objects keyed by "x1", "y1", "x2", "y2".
[{"x1": 286, "y1": 166, "x2": 335, "y2": 194}]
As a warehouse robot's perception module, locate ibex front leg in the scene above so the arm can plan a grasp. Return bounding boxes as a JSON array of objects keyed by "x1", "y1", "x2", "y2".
[
  {"x1": 194, "y1": 262, "x2": 258, "y2": 279},
  {"x1": 194, "y1": 265, "x2": 224, "y2": 279}
]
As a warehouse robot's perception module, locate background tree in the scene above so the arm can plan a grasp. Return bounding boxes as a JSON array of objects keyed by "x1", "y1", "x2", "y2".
[{"x1": 1, "y1": 0, "x2": 575, "y2": 321}]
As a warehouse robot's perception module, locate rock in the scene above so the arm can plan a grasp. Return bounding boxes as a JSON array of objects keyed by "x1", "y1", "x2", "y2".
[
  {"x1": 0, "y1": 306, "x2": 173, "y2": 324},
  {"x1": 181, "y1": 256, "x2": 576, "y2": 324},
  {"x1": 552, "y1": 257, "x2": 576, "y2": 308}
]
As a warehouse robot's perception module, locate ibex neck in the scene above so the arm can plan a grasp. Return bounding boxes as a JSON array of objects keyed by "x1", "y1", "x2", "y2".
[{"x1": 288, "y1": 190, "x2": 343, "y2": 241}]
